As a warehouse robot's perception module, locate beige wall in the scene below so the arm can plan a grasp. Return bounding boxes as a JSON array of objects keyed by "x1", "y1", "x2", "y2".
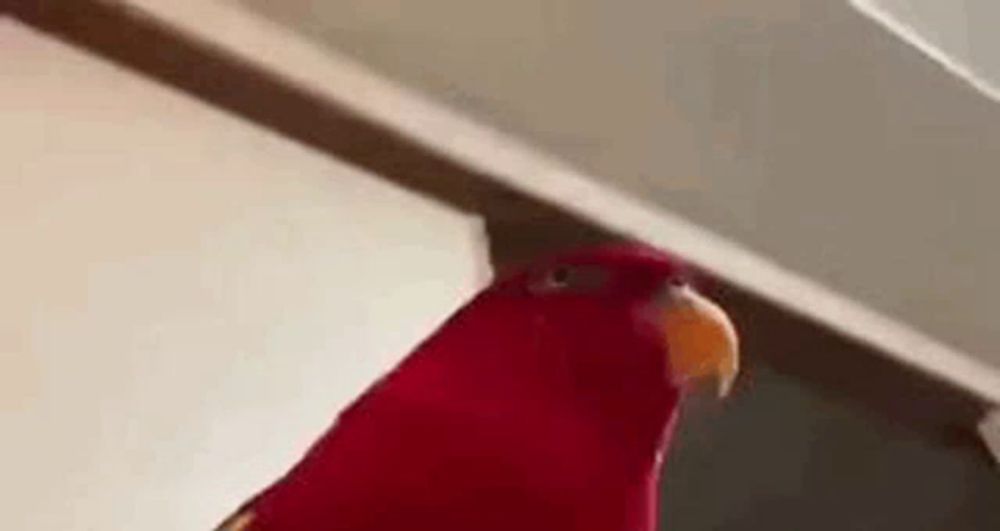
[{"x1": 1, "y1": 20, "x2": 487, "y2": 530}]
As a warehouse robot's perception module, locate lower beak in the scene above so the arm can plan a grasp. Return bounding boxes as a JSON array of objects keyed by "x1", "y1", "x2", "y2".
[{"x1": 661, "y1": 284, "x2": 740, "y2": 397}]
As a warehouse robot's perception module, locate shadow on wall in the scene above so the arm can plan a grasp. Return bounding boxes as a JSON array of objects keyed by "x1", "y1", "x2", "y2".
[{"x1": 660, "y1": 282, "x2": 998, "y2": 530}]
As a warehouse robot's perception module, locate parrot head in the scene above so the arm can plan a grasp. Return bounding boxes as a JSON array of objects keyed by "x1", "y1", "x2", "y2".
[
  {"x1": 492, "y1": 243, "x2": 739, "y2": 400},
  {"x1": 218, "y1": 243, "x2": 739, "y2": 531}
]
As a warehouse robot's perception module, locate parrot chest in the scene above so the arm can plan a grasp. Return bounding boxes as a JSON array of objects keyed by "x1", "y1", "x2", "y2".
[{"x1": 293, "y1": 397, "x2": 658, "y2": 531}]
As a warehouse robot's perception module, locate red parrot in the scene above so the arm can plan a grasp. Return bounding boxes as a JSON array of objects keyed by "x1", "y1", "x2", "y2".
[{"x1": 216, "y1": 243, "x2": 739, "y2": 531}]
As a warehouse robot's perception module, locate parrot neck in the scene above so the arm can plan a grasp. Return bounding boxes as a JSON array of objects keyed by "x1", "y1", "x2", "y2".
[
  {"x1": 390, "y1": 291, "x2": 683, "y2": 472},
  {"x1": 365, "y1": 294, "x2": 681, "y2": 528},
  {"x1": 250, "y1": 293, "x2": 681, "y2": 530},
  {"x1": 326, "y1": 372, "x2": 680, "y2": 531}
]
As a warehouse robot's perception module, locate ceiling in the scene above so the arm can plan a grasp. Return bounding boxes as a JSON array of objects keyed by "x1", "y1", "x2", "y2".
[
  {"x1": 854, "y1": 0, "x2": 1000, "y2": 101},
  {"x1": 16, "y1": 0, "x2": 997, "y2": 400},
  {"x1": 235, "y1": 0, "x2": 1000, "y2": 381}
]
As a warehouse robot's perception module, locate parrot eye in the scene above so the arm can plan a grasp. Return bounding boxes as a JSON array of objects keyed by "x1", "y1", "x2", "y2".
[
  {"x1": 530, "y1": 265, "x2": 608, "y2": 295},
  {"x1": 548, "y1": 267, "x2": 572, "y2": 288},
  {"x1": 667, "y1": 277, "x2": 687, "y2": 288}
]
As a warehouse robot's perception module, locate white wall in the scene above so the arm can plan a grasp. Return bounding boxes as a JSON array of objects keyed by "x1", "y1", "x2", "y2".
[{"x1": 0, "y1": 20, "x2": 488, "y2": 530}]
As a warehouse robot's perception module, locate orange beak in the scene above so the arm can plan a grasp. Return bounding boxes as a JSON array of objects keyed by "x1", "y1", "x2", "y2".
[{"x1": 662, "y1": 284, "x2": 740, "y2": 397}]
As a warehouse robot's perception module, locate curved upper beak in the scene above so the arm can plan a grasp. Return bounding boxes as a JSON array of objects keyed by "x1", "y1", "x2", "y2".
[{"x1": 661, "y1": 284, "x2": 739, "y2": 397}]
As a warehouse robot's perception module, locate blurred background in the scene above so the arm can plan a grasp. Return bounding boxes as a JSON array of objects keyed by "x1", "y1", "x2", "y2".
[{"x1": 3, "y1": 1, "x2": 999, "y2": 529}]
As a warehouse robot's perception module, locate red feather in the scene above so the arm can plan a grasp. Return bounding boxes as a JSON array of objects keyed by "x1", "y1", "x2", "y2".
[{"x1": 225, "y1": 244, "x2": 691, "y2": 531}]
